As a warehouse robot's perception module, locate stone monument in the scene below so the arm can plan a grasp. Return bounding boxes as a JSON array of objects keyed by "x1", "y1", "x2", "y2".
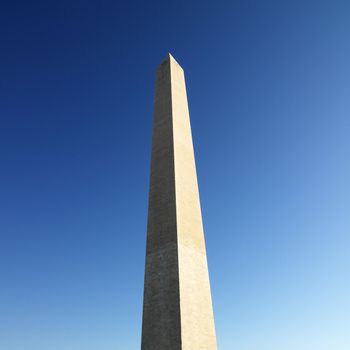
[{"x1": 141, "y1": 54, "x2": 217, "y2": 350}]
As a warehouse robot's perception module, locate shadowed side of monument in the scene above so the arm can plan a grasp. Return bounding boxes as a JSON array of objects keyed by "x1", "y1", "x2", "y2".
[{"x1": 141, "y1": 54, "x2": 217, "y2": 350}]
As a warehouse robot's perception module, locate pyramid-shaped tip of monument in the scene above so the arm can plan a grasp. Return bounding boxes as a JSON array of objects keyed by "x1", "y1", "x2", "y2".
[
  {"x1": 159, "y1": 53, "x2": 183, "y2": 70},
  {"x1": 160, "y1": 53, "x2": 171, "y2": 64},
  {"x1": 166, "y1": 52, "x2": 183, "y2": 68},
  {"x1": 163, "y1": 52, "x2": 174, "y2": 62}
]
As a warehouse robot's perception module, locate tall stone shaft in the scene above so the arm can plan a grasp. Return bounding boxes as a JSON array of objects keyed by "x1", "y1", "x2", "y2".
[{"x1": 141, "y1": 54, "x2": 217, "y2": 350}]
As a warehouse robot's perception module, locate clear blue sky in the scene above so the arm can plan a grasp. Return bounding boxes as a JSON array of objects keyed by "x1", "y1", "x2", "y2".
[{"x1": 1, "y1": 1, "x2": 349, "y2": 349}]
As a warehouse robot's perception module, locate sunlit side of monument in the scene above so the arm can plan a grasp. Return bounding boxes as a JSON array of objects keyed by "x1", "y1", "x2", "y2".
[{"x1": 141, "y1": 54, "x2": 217, "y2": 350}]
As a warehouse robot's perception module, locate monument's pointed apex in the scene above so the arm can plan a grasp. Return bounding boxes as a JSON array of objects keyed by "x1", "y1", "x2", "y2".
[
  {"x1": 165, "y1": 52, "x2": 182, "y2": 68},
  {"x1": 162, "y1": 52, "x2": 172, "y2": 61}
]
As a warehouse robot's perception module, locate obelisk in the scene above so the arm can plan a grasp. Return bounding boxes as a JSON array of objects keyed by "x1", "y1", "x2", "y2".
[{"x1": 141, "y1": 54, "x2": 217, "y2": 350}]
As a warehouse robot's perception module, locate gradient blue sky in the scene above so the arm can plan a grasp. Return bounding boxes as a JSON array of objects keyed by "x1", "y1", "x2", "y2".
[{"x1": 1, "y1": 1, "x2": 349, "y2": 349}]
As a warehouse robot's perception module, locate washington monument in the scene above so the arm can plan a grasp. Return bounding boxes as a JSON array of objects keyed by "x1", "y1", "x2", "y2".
[{"x1": 141, "y1": 54, "x2": 217, "y2": 350}]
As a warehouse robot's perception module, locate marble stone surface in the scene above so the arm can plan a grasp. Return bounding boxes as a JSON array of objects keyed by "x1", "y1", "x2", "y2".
[{"x1": 141, "y1": 54, "x2": 217, "y2": 350}]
